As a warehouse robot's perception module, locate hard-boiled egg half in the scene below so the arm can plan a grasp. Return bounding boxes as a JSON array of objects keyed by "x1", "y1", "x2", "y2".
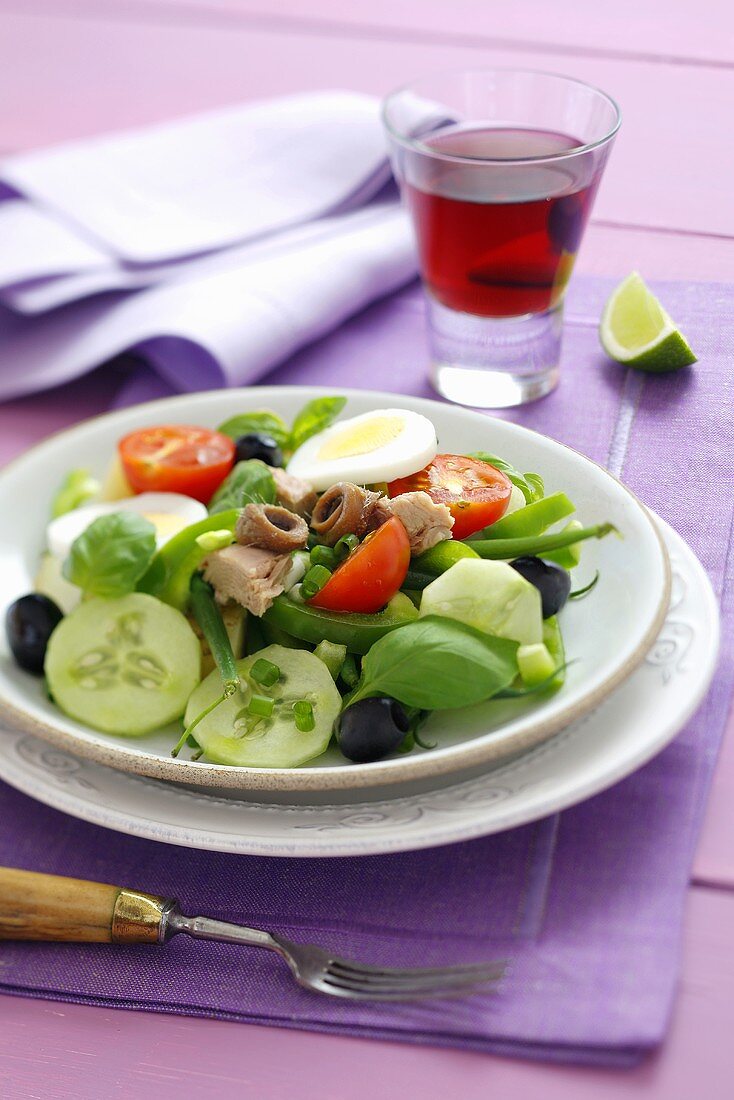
[
  {"x1": 287, "y1": 409, "x2": 437, "y2": 490},
  {"x1": 46, "y1": 492, "x2": 208, "y2": 561}
]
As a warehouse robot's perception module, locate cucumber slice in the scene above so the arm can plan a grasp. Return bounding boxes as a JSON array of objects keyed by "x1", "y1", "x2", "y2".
[
  {"x1": 185, "y1": 645, "x2": 340, "y2": 768},
  {"x1": 542, "y1": 616, "x2": 566, "y2": 690},
  {"x1": 45, "y1": 593, "x2": 201, "y2": 735},
  {"x1": 517, "y1": 643, "x2": 556, "y2": 686},
  {"x1": 419, "y1": 559, "x2": 542, "y2": 645}
]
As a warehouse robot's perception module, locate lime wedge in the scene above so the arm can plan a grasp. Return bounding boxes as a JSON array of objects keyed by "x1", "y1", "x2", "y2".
[{"x1": 600, "y1": 272, "x2": 697, "y2": 372}]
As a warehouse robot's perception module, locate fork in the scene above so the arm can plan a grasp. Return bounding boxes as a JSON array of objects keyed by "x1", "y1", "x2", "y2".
[{"x1": 0, "y1": 867, "x2": 505, "y2": 1001}]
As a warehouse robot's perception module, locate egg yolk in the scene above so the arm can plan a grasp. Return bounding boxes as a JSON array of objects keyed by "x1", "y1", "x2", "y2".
[
  {"x1": 143, "y1": 512, "x2": 190, "y2": 540},
  {"x1": 317, "y1": 416, "x2": 404, "y2": 461}
]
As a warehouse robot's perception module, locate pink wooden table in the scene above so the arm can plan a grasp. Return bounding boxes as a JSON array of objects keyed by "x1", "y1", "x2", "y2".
[{"x1": 1, "y1": 2, "x2": 732, "y2": 1095}]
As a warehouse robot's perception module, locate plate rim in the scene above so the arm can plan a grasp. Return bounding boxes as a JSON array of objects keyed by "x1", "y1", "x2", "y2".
[
  {"x1": 0, "y1": 385, "x2": 671, "y2": 791},
  {"x1": 0, "y1": 518, "x2": 717, "y2": 857}
]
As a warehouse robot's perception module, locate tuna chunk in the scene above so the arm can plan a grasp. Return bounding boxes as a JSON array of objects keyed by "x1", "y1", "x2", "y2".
[
  {"x1": 386, "y1": 491, "x2": 454, "y2": 556},
  {"x1": 272, "y1": 467, "x2": 317, "y2": 518},
  {"x1": 203, "y1": 544, "x2": 292, "y2": 617}
]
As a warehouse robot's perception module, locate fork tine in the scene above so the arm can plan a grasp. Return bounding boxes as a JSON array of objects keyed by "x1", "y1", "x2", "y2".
[
  {"x1": 327, "y1": 957, "x2": 507, "y2": 983},
  {"x1": 321, "y1": 966, "x2": 504, "y2": 996},
  {"x1": 316, "y1": 974, "x2": 502, "y2": 1001}
]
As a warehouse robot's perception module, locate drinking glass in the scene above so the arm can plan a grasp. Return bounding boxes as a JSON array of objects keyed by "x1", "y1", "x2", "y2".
[{"x1": 383, "y1": 70, "x2": 620, "y2": 407}]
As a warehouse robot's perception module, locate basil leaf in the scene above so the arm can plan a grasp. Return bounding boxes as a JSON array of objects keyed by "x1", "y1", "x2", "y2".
[
  {"x1": 51, "y1": 468, "x2": 100, "y2": 519},
  {"x1": 217, "y1": 410, "x2": 290, "y2": 449},
  {"x1": 208, "y1": 460, "x2": 276, "y2": 515},
  {"x1": 469, "y1": 452, "x2": 544, "y2": 504},
  {"x1": 289, "y1": 396, "x2": 347, "y2": 452},
  {"x1": 350, "y1": 616, "x2": 518, "y2": 711},
  {"x1": 524, "y1": 472, "x2": 545, "y2": 500},
  {"x1": 63, "y1": 512, "x2": 157, "y2": 598}
]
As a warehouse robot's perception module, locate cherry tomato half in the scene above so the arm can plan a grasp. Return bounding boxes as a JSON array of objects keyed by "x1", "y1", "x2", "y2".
[
  {"x1": 119, "y1": 425, "x2": 235, "y2": 504},
  {"x1": 308, "y1": 517, "x2": 411, "y2": 614},
  {"x1": 388, "y1": 454, "x2": 512, "y2": 540}
]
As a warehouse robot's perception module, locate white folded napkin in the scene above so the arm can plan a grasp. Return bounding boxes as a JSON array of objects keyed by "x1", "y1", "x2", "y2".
[
  {"x1": 0, "y1": 202, "x2": 415, "y2": 402},
  {"x1": 0, "y1": 91, "x2": 419, "y2": 400},
  {"x1": 1, "y1": 91, "x2": 391, "y2": 269}
]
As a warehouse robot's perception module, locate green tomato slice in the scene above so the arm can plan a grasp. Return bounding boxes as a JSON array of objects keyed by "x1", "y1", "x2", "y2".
[
  {"x1": 185, "y1": 645, "x2": 340, "y2": 768},
  {"x1": 45, "y1": 593, "x2": 201, "y2": 736}
]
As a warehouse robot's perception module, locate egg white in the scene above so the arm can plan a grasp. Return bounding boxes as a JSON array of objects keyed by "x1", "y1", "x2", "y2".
[
  {"x1": 286, "y1": 409, "x2": 438, "y2": 490},
  {"x1": 47, "y1": 492, "x2": 208, "y2": 560}
]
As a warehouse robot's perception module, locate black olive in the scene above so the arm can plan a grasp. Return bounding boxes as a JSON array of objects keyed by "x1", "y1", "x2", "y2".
[
  {"x1": 234, "y1": 433, "x2": 283, "y2": 468},
  {"x1": 5, "y1": 594, "x2": 63, "y2": 674},
  {"x1": 336, "y1": 697, "x2": 411, "y2": 764},
  {"x1": 510, "y1": 556, "x2": 572, "y2": 619}
]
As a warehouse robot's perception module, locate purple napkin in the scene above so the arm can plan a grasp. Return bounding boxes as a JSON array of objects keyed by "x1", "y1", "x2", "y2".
[{"x1": 0, "y1": 276, "x2": 731, "y2": 1066}]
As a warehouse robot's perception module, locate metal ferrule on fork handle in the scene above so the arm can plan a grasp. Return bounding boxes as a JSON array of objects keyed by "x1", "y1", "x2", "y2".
[
  {"x1": 111, "y1": 888, "x2": 178, "y2": 944},
  {"x1": 0, "y1": 866, "x2": 175, "y2": 945}
]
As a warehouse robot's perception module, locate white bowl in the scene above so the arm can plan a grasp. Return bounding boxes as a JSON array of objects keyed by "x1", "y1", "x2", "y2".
[{"x1": 0, "y1": 386, "x2": 670, "y2": 792}]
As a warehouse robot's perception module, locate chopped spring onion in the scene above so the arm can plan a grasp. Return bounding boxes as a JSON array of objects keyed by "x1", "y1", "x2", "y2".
[
  {"x1": 248, "y1": 694, "x2": 275, "y2": 718},
  {"x1": 310, "y1": 544, "x2": 338, "y2": 570},
  {"x1": 334, "y1": 533, "x2": 359, "y2": 560},
  {"x1": 301, "y1": 564, "x2": 332, "y2": 600},
  {"x1": 293, "y1": 699, "x2": 315, "y2": 732},
  {"x1": 251, "y1": 657, "x2": 281, "y2": 687}
]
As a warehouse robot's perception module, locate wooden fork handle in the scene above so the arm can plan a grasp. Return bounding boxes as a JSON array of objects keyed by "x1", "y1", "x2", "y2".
[{"x1": 0, "y1": 866, "x2": 172, "y2": 944}]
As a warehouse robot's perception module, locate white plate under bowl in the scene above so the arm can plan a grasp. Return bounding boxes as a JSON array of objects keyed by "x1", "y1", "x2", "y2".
[
  {"x1": 0, "y1": 520, "x2": 717, "y2": 856},
  {"x1": 0, "y1": 386, "x2": 670, "y2": 792}
]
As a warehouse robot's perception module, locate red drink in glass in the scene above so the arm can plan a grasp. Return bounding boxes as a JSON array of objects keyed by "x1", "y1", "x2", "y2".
[
  {"x1": 383, "y1": 70, "x2": 619, "y2": 407},
  {"x1": 405, "y1": 126, "x2": 597, "y2": 318}
]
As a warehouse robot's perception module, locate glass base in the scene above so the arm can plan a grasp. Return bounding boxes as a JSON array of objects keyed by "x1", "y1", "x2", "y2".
[{"x1": 427, "y1": 298, "x2": 562, "y2": 408}]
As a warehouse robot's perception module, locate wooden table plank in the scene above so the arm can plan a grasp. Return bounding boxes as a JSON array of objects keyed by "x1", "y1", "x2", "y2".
[
  {"x1": 129, "y1": 0, "x2": 734, "y2": 67},
  {"x1": 1, "y1": 9, "x2": 734, "y2": 236},
  {"x1": 692, "y1": 707, "x2": 734, "y2": 888},
  {"x1": 9, "y1": 0, "x2": 734, "y2": 68},
  {"x1": 1, "y1": 884, "x2": 732, "y2": 1099}
]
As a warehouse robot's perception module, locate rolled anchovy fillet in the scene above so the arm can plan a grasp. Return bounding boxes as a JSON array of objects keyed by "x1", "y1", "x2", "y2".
[
  {"x1": 310, "y1": 482, "x2": 383, "y2": 546},
  {"x1": 235, "y1": 503, "x2": 309, "y2": 553}
]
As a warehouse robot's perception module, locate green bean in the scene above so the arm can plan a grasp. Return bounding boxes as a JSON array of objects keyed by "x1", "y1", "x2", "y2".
[
  {"x1": 470, "y1": 523, "x2": 618, "y2": 561},
  {"x1": 189, "y1": 573, "x2": 240, "y2": 696}
]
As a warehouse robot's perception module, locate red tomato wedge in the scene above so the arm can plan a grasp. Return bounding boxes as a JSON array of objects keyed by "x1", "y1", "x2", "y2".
[
  {"x1": 119, "y1": 425, "x2": 235, "y2": 503},
  {"x1": 308, "y1": 517, "x2": 411, "y2": 614},
  {"x1": 388, "y1": 454, "x2": 512, "y2": 540}
]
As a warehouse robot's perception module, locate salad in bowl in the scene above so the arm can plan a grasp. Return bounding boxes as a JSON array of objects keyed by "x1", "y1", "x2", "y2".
[{"x1": 4, "y1": 394, "x2": 617, "y2": 772}]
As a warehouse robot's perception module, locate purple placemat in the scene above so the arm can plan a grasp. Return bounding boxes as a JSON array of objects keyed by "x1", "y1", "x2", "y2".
[{"x1": 0, "y1": 276, "x2": 732, "y2": 1066}]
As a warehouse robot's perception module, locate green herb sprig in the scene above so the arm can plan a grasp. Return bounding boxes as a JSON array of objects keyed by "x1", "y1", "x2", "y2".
[
  {"x1": 63, "y1": 512, "x2": 157, "y2": 598},
  {"x1": 469, "y1": 452, "x2": 544, "y2": 504},
  {"x1": 346, "y1": 616, "x2": 519, "y2": 712},
  {"x1": 216, "y1": 395, "x2": 347, "y2": 462},
  {"x1": 208, "y1": 459, "x2": 277, "y2": 515}
]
